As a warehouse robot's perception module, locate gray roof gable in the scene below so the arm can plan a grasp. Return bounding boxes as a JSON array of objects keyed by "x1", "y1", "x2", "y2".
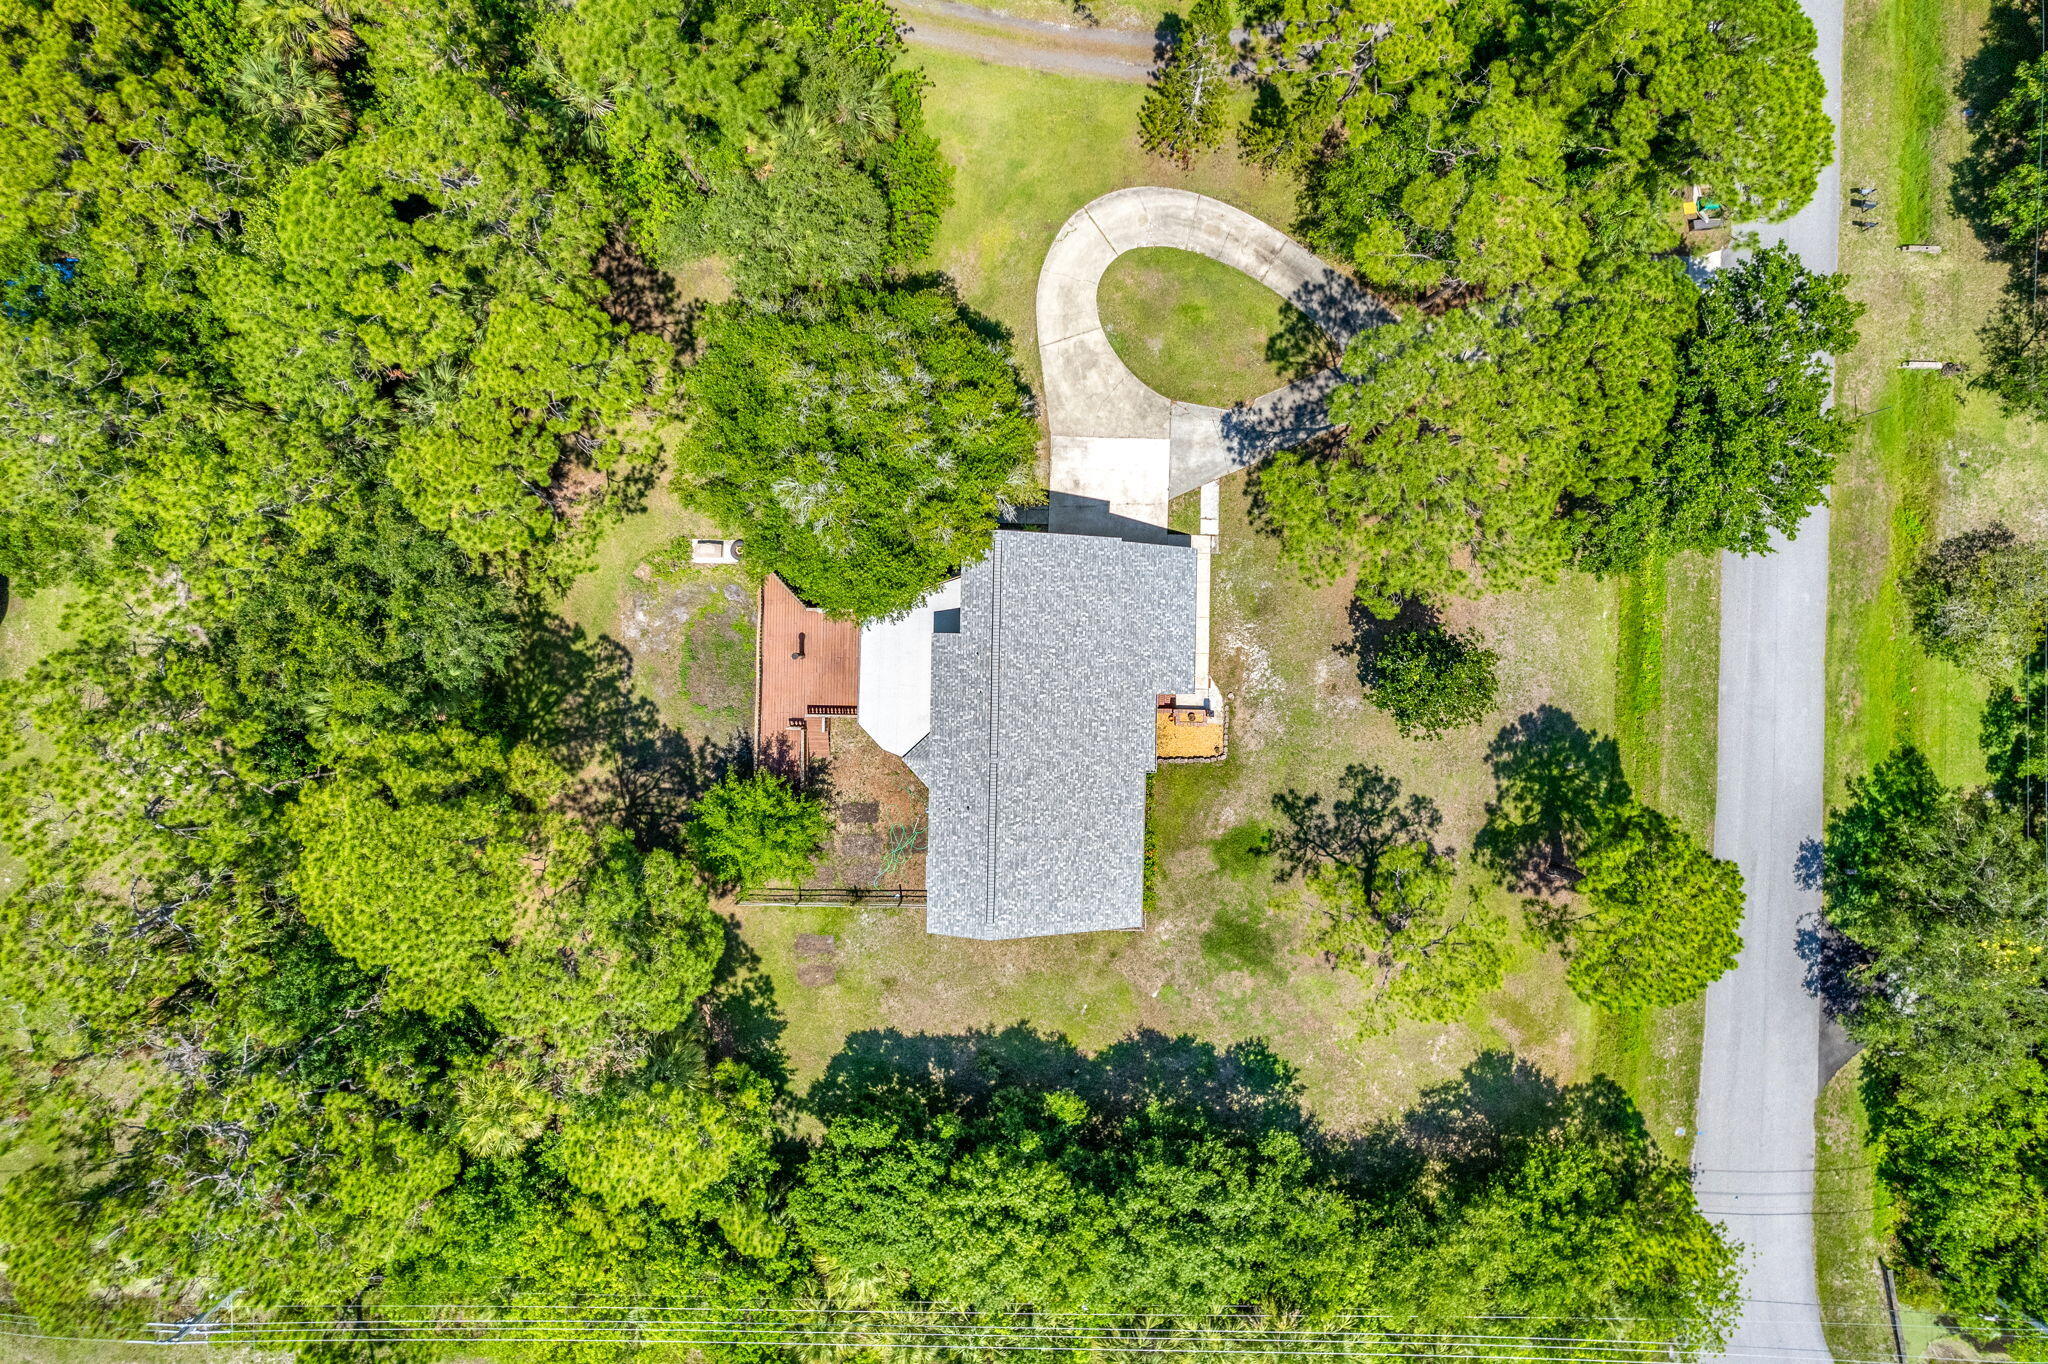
[{"x1": 907, "y1": 530, "x2": 1197, "y2": 939}]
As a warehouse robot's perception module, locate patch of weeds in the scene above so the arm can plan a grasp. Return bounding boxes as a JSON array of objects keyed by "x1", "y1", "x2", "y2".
[
  {"x1": 1144, "y1": 777, "x2": 1161, "y2": 912},
  {"x1": 677, "y1": 593, "x2": 756, "y2": 733},
  {"x1": 1201, "y1": 898, "x2": 1283, "y2": 980},
  {"x1": 1211, "y1": 820, "x2": 1272, "y2": 878}
]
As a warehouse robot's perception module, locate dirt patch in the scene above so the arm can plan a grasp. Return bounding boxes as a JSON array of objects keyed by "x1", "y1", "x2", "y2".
[
  {"x1": 806, "y1": 724, "x2": 928, "y2": 890},
  {"x1": 793, "y1": 933, "x2": 839, "y2": 987}
]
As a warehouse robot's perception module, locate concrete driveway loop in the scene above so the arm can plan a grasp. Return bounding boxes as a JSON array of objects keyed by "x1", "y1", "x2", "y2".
[{"x1": 1034, "y1": 187, "x2": 1388, "y2": 535}]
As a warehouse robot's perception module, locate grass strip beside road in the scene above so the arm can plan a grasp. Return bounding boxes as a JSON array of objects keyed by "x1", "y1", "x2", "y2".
[
  {"x1": 1602, "y1": 550, "x2": 1719, "y2": 1161},
  {"x1": 1885, "y1": 0, "x2": 1949, "y2": 240},
  {"x1": 1814, "y1": 1055, "x2": 1899, "y2": 1364}
]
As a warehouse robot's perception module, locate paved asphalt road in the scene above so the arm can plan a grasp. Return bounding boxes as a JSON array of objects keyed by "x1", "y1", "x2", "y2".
[{"x1": 1692, "y1": 0, "x2": 1844, "y2": 1353}]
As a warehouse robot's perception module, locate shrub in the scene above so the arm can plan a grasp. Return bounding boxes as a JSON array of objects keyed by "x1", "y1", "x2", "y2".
[
  {"x1": 686, "y1": 770, "x2": 832, "y2": 889},
  {"x1": 1363, "y1": 624, "x2": 1500, "y2": 738}
]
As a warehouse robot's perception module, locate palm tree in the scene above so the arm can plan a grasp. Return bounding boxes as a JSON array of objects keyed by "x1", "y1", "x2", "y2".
[
  {"x1": 229, "y1": 51, "x2": 351, "y2": 152},
  {"x1": 240, "y1": 0, "x2": 358, "y2": 64}
]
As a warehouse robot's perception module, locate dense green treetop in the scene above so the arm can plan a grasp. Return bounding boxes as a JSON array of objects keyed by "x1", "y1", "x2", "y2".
[
  {"x1": 686, "y1": 768, "x2": 834, "y2": 889},
  {"x1": 676, "y1": 283, "x2": 1040, "y2": 619},
  {"x1": 290, "y1": 728, "x2": 722, "y2": 1047},
  {"x1": 536, "y1": 0, "x2": 953, "y2": 293},
  {"x1": 794, "y1": 1083, "x2": 1361, "y2": 1313},
  {"x1": 1255, "y1": 258, "x2": 1691, "y2": 610},
  {"x1": 1358, "y1": 619, "x2": 1501, "y2": 737},
  {"x1": 1194, "y1": 0, "x2": 1843, "y2": 611},
  {"x1": 1903, "y1": 523, "x2": 2048, "y2": 677},
  {"x1": 1581, "y1": 245, "x2": 1863, "y2": 570},
  {"x1": 1251, "y1": 0, "x2": 1829, "y2": 295},
  {"x1": 1556, "y1": 802, "x2": 1743, "y2": 1009},
  {"x1": 1140, "y1": 0, "x2": 1236, "y2": 167},
  {"x1": 0, "y1": 0, "x2": 255, "y2": 297},
  {"x1": 1824, "y1": 746, "x2": 2048, "y2": 1322},
  {"x1": 1477, "y1": 708, "x2": 1741, "y2": 1009},
  {"x1": 207, "y1": 67, "x2": 666, "y2": 558},
  {"x1": 792, "y1": 1045, "x2": 1739, "y2": 1344},
  {"x1": 1367, "y1": 1068, "x2": 1741, "y2": 1337}
]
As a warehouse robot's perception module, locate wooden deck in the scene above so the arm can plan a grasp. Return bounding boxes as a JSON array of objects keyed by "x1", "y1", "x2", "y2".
[{"x1": 755, "y1": 574, "x2": 862, "y2": 777}]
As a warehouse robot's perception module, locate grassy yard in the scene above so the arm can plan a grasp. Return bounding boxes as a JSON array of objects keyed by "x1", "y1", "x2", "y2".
[
  {"x1": 555, "y1": 484, "x2": 757, "y2": 747},
  {"x1": 734, "y1": 476, "x2": 1712, "y2": 1141},
  {"x1": 1828, "y1": 0, "x2": 2048, "y2": 805},
  {"x1": 918, "y1": 47, "x2": 1297, "y2": 396},
  {"x1": 1099, "y1": 247, "x2": 1307, "y2": 405},
  {"x1": 1815, "y1": 0, "x2": 2048, "y2": 1338},
  {"x1": 739, "y1": 478, "x2": 1617, "y2": 1127}
]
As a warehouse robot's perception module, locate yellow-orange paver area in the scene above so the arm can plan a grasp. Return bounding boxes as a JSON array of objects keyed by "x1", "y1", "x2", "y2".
[{"x1": 1155, "y1": 700, "x2": 1225, "y2": 759}]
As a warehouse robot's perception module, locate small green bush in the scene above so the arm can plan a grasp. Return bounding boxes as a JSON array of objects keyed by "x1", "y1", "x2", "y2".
[
  {"x1": 686, "y1": 770, "x2": 832, "y2": 889},
  {"x1": 1363, "y1": 624, "x2": 1500, "y2": 738}
]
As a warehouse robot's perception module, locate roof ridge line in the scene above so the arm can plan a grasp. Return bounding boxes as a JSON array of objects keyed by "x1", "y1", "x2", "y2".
[{"x1": 983, "y1": 533, "x2": 1002, "y2": 934}]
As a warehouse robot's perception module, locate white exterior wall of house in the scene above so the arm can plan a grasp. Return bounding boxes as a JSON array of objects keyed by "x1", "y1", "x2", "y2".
[{"x1": 855, "y1": 578, "x2": 962, "y2": 758}]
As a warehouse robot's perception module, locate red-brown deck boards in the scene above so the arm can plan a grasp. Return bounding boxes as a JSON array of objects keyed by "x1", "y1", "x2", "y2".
[{"x1": 754, "y1": 574, "x2": 861, "y2": 776}]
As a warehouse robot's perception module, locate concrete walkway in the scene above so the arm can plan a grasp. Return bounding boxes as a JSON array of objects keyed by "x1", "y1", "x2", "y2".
[{"x1": 1035, "y1": 187, "x2": 1387, "y2": 536}]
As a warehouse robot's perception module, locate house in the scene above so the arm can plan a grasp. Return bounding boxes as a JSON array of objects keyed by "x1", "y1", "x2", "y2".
[{"x1": 860, "y1": 530, "x2": 1197, "y2": 939}]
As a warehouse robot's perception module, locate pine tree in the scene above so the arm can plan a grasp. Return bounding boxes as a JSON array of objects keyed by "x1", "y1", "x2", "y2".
[{"x1": 1138, "y1": 0, "x2": 1234, "y2": 167}]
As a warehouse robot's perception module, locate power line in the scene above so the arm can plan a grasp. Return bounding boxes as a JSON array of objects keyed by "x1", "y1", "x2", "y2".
[{"x1": 14, "y1": 1300, "x2": 2045, "y2": 1350}]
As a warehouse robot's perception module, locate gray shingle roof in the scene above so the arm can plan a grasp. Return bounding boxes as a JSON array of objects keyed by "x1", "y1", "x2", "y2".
[{"x1": 903, "y1": 530, "x2": 1197, "y2": 939}]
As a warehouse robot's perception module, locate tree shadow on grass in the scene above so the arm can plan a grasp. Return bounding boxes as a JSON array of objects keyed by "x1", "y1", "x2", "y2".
[
  {"x1": 1473, "y1": 705, "x2": 1633, "y2": 898},
  {"x1": 493, "y1": 611, "x2": 751, "y2": 848},
  {"x1": 1372, "y1": 1050, "x2": 1651, "y2": 1188},
  {"x1": 1331, "y1": 595, "x2": 1441, "y2": 689},
  {"x1": 1949, "y1": 0, "x2": 2043, "y2": 246},
  {"x1": 1267, "y1": 762, "x2": 1443, "y2": 881},
  {"x1": 596, "y1": 232, "x2": 699, "y2": 349},
  {"x1": 807, "y1": 1025, "x2": 1317, "y2": 1143},
  {"x1": 701, "y1": 915, "x2": 792, "y2": 1093}
]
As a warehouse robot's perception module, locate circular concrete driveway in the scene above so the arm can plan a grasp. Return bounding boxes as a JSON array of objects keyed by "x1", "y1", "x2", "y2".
[{"x1": 1034, "y1": 187, "x2": 1385, "y2": 533}]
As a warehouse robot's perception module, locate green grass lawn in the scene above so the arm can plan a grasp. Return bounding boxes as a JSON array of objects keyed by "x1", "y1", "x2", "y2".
[
  {"x1": 917, "y1": 47, "x2": 1298, "y2": 396},
  {"x1": 555, "y1": 484, "x2": 756, "y2": 744},
  {"x1": 1829, "y1": 0, "x2": 2048, "y2": 805},
  {"x1": 1098, "y1": 247, "x2": 1308, "y2": 406},
  {"x1": 1816, "y1": 0, "x2": 2048, "y2": 1338}
]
